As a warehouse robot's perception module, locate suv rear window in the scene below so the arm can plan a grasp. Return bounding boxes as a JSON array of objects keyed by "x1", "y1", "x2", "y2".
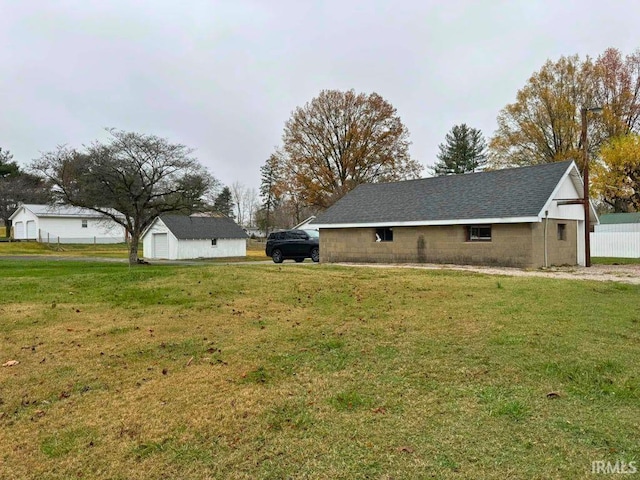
[{"x1": 287, "y1": 230, "x2": 308, "y2": 240}]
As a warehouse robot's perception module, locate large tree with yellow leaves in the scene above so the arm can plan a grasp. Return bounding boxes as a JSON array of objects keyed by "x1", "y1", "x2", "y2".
[
  {"x1": 489, "y1": 48, "x2": 640, "y2": 170},
  {"x1": 592, "y1": 134, "x2": 640, "y2": 212},
  {"x1": 278, "y1": 89, "x2": 422, "y2": 210}
]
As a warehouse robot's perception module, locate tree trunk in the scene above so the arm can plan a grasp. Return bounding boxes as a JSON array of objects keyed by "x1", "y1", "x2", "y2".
[
  {"x1": 128, "y1": 233, "x2": 140, "y2": 265},
  {"x1": 265, "y1": 207, "x2": 271, "y2": 236},
  {"x1": 4, "y1": 219, "x2": 11, "y2": 238}
]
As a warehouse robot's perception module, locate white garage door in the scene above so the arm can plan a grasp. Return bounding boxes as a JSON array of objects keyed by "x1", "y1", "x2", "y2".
[
  {"x1": 153, "y1": 233, "x2": 169, "y2": 258},
  {"x1": 26, "y1": 221, "x2": 36, "y2": 239},
  {"x1": 14, "y1": 222, "x2": 24, "y2": 239}
]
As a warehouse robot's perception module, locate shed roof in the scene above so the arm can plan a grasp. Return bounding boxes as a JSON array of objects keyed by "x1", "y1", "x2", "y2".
[
  {"x1": 10, "y1": 204, "x2": 122, "y2": 219},
  {"x1": 598, "y1": 213, "x2": 640, "y2": 225},
  {"x1": 312, "y1": 161, "x2": 579, "y2": 226},
  {"x1": 159, "y1": 215, "x2": 249, "y2": 240}
]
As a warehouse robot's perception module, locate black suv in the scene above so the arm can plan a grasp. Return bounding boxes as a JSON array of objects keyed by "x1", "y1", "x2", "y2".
[{"x1": 265, "y1": 229, "x2": 320, "y2": 263}]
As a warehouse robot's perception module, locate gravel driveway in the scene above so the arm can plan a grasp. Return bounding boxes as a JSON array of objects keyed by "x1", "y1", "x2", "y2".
[{"x1": 335, "y1": 262, "x2": 640, "y2": 284}]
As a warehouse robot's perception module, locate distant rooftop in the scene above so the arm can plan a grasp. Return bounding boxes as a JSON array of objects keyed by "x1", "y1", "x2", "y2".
[
  {"x1": 19, "y1": 204, "x2": 122, "y2": 218},
  {"x1": 599, "y1": 213, "x2": 640, "y2": 224}
]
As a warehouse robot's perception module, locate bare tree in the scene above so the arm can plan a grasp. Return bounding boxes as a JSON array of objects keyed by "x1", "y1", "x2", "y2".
[
  {"x1": 231, "y1": 181, "x2": 246, "y2": 226},
  {"x1": 245, "y1": 187, "x2": 258, "y2": 228},
  {"x1": 32, "y1": 129, "x2": 216, "y2": 265}
]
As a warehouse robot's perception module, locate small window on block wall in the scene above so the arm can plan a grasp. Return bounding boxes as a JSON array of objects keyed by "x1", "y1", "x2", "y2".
[
  {"x1": 375, "y1": 228, "x2": 393, "y2": 242},
  {"x1": 467, "y1": 225, "x2": 491, "y2": 242},
  {"x1": 557, "y1": 223, "x2": 567, "y2": 241},
  {"x1": 81, "y1": 219, "x2": 88, "y2": 228},
  {"x1": 211, "y1": 238, "x2": 218, "y2": 246}
]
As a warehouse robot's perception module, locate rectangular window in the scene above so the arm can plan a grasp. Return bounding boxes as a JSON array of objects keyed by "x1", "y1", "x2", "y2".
[
  {"x1": 81, "y1": 219, "x2": 88, "y2": 228},
  {"x1": 467, "y1": 225, "x2": 491, "y2": 242},
  {"x1": 375, "y1": 228, "x2": 393, "y2": 242},
  {"x1": 211, "y1": 238, "x2": 218, "y2": 246},
  {"x1": 557, "y1": 223, "x2": 567, "y2": 241}
]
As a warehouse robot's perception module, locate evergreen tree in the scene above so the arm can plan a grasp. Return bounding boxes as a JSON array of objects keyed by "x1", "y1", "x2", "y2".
[
  {"x1": 259, "y1": 152, "x2": 282, "y2": 234},
  {"x1": 431, "y1": 124, "x2": 487, "y2": 176},
  {"x1": 0, "y1": 147, "x2": 51, "y2": 237},
  {"x1": 0, "y1": 148, "x2": 19, "y2": 178},
  {"x1": 214, "y1": 186, "x2": 235, "y2": 218}
]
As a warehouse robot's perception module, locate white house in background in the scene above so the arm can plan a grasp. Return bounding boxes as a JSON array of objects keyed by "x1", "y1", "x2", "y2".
[
  {"x1": 591, "y1": 213, "x2": 640, "y2": 258},
  {"x1": 9, "y1": 204, "x2": 126, "y2": 244},
  {"x1": 142, "y1": 215, "x2": 248, "y2": 260}
]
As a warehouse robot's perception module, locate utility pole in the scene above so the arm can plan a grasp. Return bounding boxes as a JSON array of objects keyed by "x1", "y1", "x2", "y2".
[{"x1": 581, "y1": 106, "x2": 603, "y2": 268}]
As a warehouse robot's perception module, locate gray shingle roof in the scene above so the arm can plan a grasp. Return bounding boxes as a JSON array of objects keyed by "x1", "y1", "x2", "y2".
[
  {"x1": 313, "y1": 161, "x2": 575, "y2": 225},
  {"x1": 160, "y1": 215, "x2": 249, "y2": 239}
]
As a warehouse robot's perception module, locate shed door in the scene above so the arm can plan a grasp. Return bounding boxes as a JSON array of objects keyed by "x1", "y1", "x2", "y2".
[
  {"x1": 26, "y1": 221, "x2": 36, "y2": 239},
  {"x1": 14, "y1": 222, "x2": 24, "y2": 239},
  {"x1": 153, "y1": 233, "x2": 169, "y2": 258}
]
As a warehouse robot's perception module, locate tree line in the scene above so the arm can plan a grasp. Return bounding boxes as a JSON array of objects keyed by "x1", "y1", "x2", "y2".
[
  {"x1": 257, "y1": 46, "x2": 640, "y2": 231},
  {"x1": 2, "y1": 45, "x2": 638, "y2": 262}
]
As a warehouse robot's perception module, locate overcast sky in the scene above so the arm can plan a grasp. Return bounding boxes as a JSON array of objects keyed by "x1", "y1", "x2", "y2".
[{"x1": 1, "y1": 0, "x2": 638, "y2": 192}]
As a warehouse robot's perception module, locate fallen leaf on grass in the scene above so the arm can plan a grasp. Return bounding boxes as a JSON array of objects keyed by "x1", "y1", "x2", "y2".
[
  {"x1": 371, "y1": 406, "x2": 387, "y2": 414},
  {"x1": 397, "y1": 446, "x2": 414, "y2": 454},
  {"x1": 31, "y1": 410, "x2": 46, "y2": 420},
  {"x1": 2, "y1": 360, "x2": 19, "y2": 367},
  {"x1": 186, "y1": 356, "x2": 193, "y2": 367},
  {"x1": 546, "y1": 392, "x2": 561, "y2": 399}
]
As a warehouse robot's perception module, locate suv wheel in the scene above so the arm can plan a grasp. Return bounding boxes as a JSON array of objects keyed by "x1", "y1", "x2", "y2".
[
  {"x1": 310, "y1": 247, "x2": 319, "y2": 263},
  {"x1": 272, "y1": 249, "x2": 283, "y2": 264}
]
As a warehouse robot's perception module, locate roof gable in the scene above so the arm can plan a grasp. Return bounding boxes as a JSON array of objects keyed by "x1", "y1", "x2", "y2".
[
  {"x1": 313, "y1": 161, "x2": 577, "y2": 226},
  {"x1": 158, "y1": 215, "x2": 249, "y2": 240}
]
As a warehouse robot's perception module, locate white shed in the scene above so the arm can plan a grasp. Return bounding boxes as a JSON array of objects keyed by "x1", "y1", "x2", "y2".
[
  {"x1": 9, "y1": 204, "x2": 126, "y2": 243},
  {"x1": 142, "y1": 215, "x2": 248, "y2": 260}
]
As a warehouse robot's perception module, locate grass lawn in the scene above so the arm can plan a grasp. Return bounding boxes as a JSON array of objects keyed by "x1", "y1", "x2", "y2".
[
  {"x1": 592, "y1": 257, "x2": 640, "y2": 265},
  {"x1": 0, "y1": 261, "x2": 638, "y2": 479},
  {"x1": 0, "y1": 239, "x2": 270, "y2": 261},
  {"x1": 0, "y1": 241, "x2": 135, "y2": 258}
]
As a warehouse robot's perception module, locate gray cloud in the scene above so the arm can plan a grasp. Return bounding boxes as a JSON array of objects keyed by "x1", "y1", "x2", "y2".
[{"x1": 1, "y1": 0, "x2": 638, "y2": 191}]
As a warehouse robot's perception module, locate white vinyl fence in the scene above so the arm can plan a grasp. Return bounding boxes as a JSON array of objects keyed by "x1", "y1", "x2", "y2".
[{"x1": 591, "y1": 232, "x2": 640, "y2": 258}]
